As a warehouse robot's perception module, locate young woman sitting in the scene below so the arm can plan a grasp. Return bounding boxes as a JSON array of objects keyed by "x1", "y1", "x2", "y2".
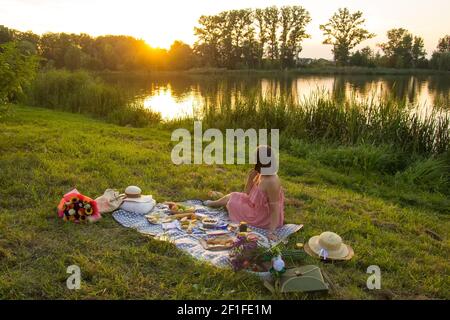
[{"x1": 205, "y1": 146, "x2": 284, "y2": 240}]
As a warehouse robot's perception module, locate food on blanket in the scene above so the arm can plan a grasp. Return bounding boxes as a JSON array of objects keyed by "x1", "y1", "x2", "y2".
[
  {"x1": 170, "y1": 212, "x2": 196, "y2": 220},
  {"x1": 195, "y1": 212, "x2": 207, "y2": 219},
  {"x1": 228, "y1": 223, "x2": 252, "y2": 233},
  {"x1": 180, "y1": 219, "x2": 193, "y2": 227},
  {"x1": 239, "y1": 221, "x2": 248, "y2": 232},
  {"x1": 179, "y1": 216, "x2": 197, "y2": 233},
  {"x1": 206, "y1": 230, "x2": 229, "y2": 236},
  {"x1": 148, "y1": 211, "x2": 196, "y2": 224},
  {"x1": 200, "y1": 235, "x2": 236, "y2": 251},
  {"x1": 238, "y1": 231, "x2": 249, "y2": 238},
  {"x1": 145, "y1": 212, "x2": 169, "y2": 224},
  {"x1": 202, "y1": 217, "x2": 218, "y2": 229},
  {"x1": 165, "y1": 202, "x2": 195, "y2": 214},
  {"x1": 206, "y1": 236, "x2": 235, "y2": 246},
  {"x1": 147, "y1": 216, "x2": 158, "y2": 224},
  {"x1": 246, "y1": 233, "x2": 259, "y2": 242},
  {"x1": 161, "y1": 217, "x2": 173, "y2": 223},
  {"x1": 165, "y1": 201, "x2": 177, "y2": 209}
]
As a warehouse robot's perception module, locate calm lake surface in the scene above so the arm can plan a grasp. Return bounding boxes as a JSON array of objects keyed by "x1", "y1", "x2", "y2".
[{"x1": 102, "y1": 73, "x2": 450, "y2": 120}]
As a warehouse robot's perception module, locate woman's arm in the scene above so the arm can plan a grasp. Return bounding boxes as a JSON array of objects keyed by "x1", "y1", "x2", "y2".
[{"x1": 244, "y1": 169, "x2": 259, "y2": 195}]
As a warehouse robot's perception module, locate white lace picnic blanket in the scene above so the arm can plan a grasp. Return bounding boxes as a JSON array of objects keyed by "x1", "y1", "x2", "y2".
[{"x1": 112, "y1": 200, "x2": 302, "y2": 268}]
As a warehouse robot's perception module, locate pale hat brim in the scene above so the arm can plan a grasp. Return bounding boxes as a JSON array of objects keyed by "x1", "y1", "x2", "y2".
[
  {"x1": 123, "y1": 195, "x2": 153, "y2": 203},
  {"x1": 305, "y1": 235, "x2": 354, "y2": 261}
]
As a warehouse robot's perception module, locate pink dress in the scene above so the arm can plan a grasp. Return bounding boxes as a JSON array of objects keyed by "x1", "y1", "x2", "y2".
[{"x1": 226, "y1": 183, "x2": 285, "y2": 229}]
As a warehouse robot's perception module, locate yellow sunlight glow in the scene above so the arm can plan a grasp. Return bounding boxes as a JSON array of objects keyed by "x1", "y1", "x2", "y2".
[{"x1": 143, "y1": 86, "x2": 202, "y2": 120}]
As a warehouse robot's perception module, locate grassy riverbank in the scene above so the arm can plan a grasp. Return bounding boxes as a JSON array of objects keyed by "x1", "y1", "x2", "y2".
[
  {"x1": 0, "y1": 105, "x2": 448, "y2": 299},
  {"x1": 23, "y1": 70, "x2": 450, "y2": 158}
]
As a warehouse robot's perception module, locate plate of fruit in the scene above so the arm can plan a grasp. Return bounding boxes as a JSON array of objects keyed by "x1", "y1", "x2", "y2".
[{"x1": 164, "y1": 202, "x2": 196, "y2": 214}]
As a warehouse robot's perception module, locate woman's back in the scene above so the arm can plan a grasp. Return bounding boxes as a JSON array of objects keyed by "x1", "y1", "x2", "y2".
[{"x1": 259, "y1": 174, "x2": 281, "y2": 194}]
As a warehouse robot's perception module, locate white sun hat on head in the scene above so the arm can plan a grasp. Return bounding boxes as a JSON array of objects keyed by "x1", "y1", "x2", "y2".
[{"x1": 304, "y1": 231, "x2": 354, "y2": 261}]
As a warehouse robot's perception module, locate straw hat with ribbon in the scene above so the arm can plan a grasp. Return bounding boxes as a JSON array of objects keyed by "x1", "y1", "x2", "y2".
[
  {"x1": 304, "y1": 231, "x2": 354, "y2": 261},
  {"x1": 123, "y1": 186, "x2": 153, "y2": 203}
]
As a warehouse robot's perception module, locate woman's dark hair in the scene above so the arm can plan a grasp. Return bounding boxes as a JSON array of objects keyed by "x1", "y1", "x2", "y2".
[{"x1": 254, "y1": 145, "x2": 273, "y2": 173}]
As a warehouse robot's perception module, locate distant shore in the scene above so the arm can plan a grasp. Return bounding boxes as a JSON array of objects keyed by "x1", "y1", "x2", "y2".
[{"x1": 95, "y1": 66, "x2": 450, "y2": 77}]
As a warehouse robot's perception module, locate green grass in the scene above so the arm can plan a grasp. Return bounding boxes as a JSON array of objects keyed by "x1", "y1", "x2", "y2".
[{"x1": 0, "y1": 105, "x2": 449, "y2": 299}]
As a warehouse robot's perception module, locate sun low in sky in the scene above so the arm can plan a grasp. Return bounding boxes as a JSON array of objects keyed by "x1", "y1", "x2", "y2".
[{"x1": 1, "y1": 0, "x2": 449, "y2": 58}]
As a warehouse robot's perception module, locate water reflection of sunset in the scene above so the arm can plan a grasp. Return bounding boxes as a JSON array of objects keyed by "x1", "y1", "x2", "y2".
[
  {"x1": 143, "y1": 85, "x2": 203, "y2": 120},
  {"x1": 138, "y1": 75, "x2": 449, "y2": 120}
]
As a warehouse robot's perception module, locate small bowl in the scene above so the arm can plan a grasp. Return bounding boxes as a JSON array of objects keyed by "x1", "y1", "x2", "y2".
[{"x1": 202, "y1": 217, "x2": 218, "y2": 229}]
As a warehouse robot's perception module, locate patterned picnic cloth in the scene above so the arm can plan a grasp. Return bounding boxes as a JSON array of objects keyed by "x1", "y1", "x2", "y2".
[{"x1": 112, "y1": 200, "x2": 302, "y2": 268}]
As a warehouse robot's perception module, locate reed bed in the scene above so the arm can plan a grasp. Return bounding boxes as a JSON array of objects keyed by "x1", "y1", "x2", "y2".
[
  {"x1": 23, "y1": 70, "x2": 161, "y2": 126},
  {"x1": 200, "y1": 91, "x2": 450, "y2": 156}
]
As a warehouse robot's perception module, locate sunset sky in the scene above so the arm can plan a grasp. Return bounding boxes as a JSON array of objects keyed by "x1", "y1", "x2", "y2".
[{"x1": 1, "y1": 0, "x2": 449, "y2": 58}]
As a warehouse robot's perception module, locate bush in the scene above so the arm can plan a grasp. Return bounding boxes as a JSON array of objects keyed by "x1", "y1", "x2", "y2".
[
  {"x1": 397, "y1": 156, "x2": 450, "y2": 194},
  {"x1": 0, "y1": 42, "x2": 39, "y2": 104},
  {"x1": 285, "y1": 139, "x2": 409, "y2": 174},
  {"x1": 311, "y1": 145, "x2": 408, "y2": 174}
]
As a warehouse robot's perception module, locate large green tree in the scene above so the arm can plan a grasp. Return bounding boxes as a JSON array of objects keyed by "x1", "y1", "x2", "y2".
[
  {"x1": 0, "y1": 25, "x2": 14, "y2": 45},
  {"x1": 320, "y1": 8, "x2": 375, "y2": 65},
  {"x1": 194, "y1": 15, "x2": 223, "y2": 67},
  {"x1": 264, "y1": 6, "x2": 280, "y2": 63},
  {"x1": 430, "y1": 35, "x2": 450, "y2": 71},
  {"x1": 254, "y1": 8, "x2": 268, "y2": 68},
  {"x1": 194, "y1": 6, "x2": 311, "y2": 69},
  {"x1": 436, "y1": 35, "x2": 450, "y2": 53},
  {"x1": 379, "y1": 28, "x2": 427, "y2": 68},
  {"x1": 349, "y1": 46, "x2": 375, "y2": 67},
  {"x1": 168, "y1": 40, "x2": 196, "y2": 70},
  {"x1": 279, "y1": 6, "x2": 311, "y2": 68},
  {"x1": 0, "y1": 42, "x2": 39, "y2": 104}
]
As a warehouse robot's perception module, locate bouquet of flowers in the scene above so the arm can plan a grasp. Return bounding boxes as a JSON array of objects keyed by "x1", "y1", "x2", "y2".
[
  {"x1": 229, "y1": 233, "x2": 267, "y2": 272},
  {"x1": 57, "y1": 189, "x2": 100, "y2": 223}
]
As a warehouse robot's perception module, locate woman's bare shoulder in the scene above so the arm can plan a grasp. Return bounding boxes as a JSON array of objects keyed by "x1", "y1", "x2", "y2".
[{"x1": 260, "y1": 175, "x2": 281, "y2": 190}]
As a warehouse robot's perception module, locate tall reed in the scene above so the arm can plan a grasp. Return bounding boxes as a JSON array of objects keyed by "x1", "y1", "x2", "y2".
[
  {"x1": 200, "y1": 91, "x2": 450, "y2": 156},
  {"x1": 23, "y1": 70, "x2": 161, "y2": 126}
]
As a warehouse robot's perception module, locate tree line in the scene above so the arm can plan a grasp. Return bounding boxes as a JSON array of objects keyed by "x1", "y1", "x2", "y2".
[
  {"x1": 0, "y1": 25, "x2": 195, "y2": 71},
  {"x1": 0, "y1": 6, "x2": 449, "y2": 72}
]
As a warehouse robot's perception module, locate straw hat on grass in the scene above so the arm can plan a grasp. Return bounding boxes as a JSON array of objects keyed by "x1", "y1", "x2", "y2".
[{"x1": 304, "y1": 231, "x2": 354, "y2": 261}]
